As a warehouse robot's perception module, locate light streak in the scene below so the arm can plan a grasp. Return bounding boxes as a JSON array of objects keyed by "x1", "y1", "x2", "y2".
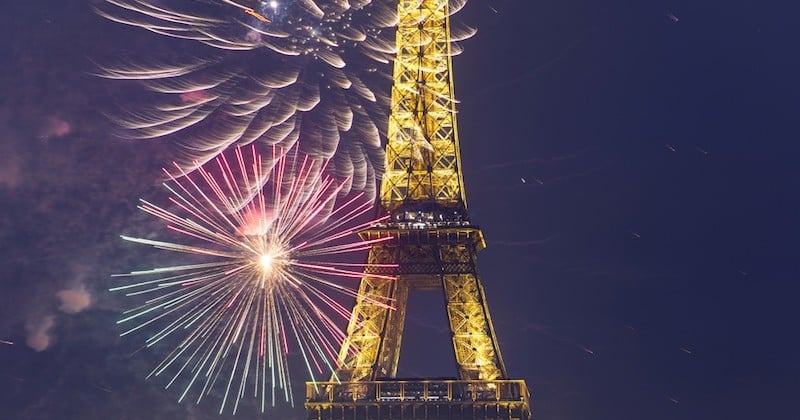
[{"x1": 113, "y1": 145, "x2": 395, "y2": 414}]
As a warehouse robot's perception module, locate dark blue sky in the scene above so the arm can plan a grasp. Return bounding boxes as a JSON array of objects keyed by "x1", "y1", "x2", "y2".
[{"x1": 2, "y1": 1, "x2": 799, "y2": 419}]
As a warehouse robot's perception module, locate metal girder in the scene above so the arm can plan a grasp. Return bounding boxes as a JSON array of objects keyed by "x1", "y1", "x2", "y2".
[
  {"x1": 380, "y1": 0, "x2": 467, "y2": 212},
  {"x1": 440, "y1": 243, "x2": 507, "y2": 381},
  {"x1": 332, "y1": 227, "x2": 507, "y2": 382},
  {"x1": 334, "y1": 244, "x2": 403, "y2": 382}
]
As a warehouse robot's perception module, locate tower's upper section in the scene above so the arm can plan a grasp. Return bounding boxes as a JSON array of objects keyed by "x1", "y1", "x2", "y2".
[{"x1": 379, "y1": 0, "x2": 467, "y2": 214}]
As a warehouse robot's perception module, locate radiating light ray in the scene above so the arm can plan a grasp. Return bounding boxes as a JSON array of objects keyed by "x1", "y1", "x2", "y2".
[
  {"x1": 95, "y1": 0, "x2": 475, "y2": 198},
  {"x1": 114, "y1": 145, "x2": 396, "y2": 414}
]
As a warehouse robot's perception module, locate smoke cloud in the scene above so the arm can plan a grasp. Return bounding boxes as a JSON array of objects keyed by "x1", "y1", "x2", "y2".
[
  {"x1": 25, "y1": 315, "x2": 55, "y2": 352},
  {"x1": 39, "y1": 116, "x2": 72, "y2": 139},
  {"x1": 56, "y1": 284, "x2": 92, "y2": 314}
]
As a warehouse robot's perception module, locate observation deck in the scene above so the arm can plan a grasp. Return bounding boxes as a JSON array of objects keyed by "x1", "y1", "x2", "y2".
[{"x1": 306, "y1": 379, "x2": 532, "y2": 419}]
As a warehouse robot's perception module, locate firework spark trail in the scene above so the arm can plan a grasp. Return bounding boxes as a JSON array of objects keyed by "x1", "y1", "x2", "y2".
[
  {"x1": 94, "y1": 0, "x2": 476, "y2": 197},
  {"x1": 113, "y1": 145, "x2": 395, "y2": 414}
]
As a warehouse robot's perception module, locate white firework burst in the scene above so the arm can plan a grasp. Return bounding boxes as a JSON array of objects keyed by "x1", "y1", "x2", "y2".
[
  {"x1": 94, "y1": 0, "x2": 476, "y2": 198},
  {"x1": 113, "y1": 145, "x2": 395, "y2": 414},
  {"x1": 95, "y1": 0, "x2": 399, "y2": 197}
]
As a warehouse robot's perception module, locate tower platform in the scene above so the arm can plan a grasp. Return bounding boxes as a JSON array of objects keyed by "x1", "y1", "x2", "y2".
[{"x1": 306, "y1": 379, "x2": 531, "y2": 419}]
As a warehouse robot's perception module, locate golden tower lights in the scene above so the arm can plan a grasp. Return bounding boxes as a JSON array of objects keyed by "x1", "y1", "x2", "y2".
[{"x1": 306, "y1": 0, "x2": 531, "y2": 417}]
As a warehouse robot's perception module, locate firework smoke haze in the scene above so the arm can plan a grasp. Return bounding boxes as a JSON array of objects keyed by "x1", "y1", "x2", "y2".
[
  {"x1": 113, "y1": 145, "x2": 395, "y2": 414},
  {"x1": 25, "y1": 316, "x2": 55, "y2": 352},
  {"x1": 56, "y1": 283, "x2": 92, "y2": 314}
]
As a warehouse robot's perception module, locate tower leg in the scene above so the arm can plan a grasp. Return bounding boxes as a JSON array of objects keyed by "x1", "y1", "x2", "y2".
[
  {"x1": 441, "y1": 243, "x2": 507, "y2": 381},
  {"x1": 334, "y1": 244, "x2": 407, "y2": 382}
]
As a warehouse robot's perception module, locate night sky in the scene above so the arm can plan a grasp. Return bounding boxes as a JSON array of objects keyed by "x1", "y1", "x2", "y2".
[{"x1": 2, "y1": 1, "x2": 799, "y2": 419}]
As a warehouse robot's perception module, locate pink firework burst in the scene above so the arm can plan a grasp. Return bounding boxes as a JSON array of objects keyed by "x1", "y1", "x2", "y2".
[{"x1": 113, "y1": 145, "x2": 394, "y2": 414}]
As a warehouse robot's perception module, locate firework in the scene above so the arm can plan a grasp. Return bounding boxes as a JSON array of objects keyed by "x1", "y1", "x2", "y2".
[
  {"x1": 113, "y1": 145, "x2": 395, "y2": 414},
  {"x1": 94, "y1": 0, "x2": 396, "y2": 197},
  {"x1": 94, "y1": 0, "x2": 476, "y2": 197}
]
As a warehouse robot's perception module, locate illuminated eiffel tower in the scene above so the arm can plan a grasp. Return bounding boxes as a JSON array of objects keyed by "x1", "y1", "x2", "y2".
[{"x1": 305, "y1": 0, "x2": 532, "y2": 417}]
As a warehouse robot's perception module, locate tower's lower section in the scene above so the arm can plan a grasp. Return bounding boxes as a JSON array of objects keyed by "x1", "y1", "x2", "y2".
[
  {"x1": 333, "y1": 222, "x2": 509, "y2": 384},
  {"x1": 308, "y1": 217, "x2": 532, "y2": 418},
  {"x1": 305, "y1": 379, "x2": 531, "y2": 420}
]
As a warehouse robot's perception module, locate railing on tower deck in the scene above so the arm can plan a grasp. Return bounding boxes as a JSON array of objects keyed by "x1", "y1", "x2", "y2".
[{"x1": 306, "y1": 379, "x2": 530, "y2": 404}]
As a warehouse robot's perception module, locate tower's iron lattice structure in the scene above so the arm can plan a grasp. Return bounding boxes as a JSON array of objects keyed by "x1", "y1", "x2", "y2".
[{"x1": 306, "y1": 0, "x2": 531, "y2": 417}]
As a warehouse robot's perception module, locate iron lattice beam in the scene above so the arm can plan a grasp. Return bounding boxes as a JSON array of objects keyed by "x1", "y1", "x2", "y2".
[
  {"x1": 380, "y1": 0, "x2": 467, "y2": 212},
  {"x1": 332, "y1": 226, "x2": 507, "y2": 383}
]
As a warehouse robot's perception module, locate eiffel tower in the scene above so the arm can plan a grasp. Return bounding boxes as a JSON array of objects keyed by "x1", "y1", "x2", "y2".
[{"x1": 305, "y1": 0, "x2": 532, "y2": 417}]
